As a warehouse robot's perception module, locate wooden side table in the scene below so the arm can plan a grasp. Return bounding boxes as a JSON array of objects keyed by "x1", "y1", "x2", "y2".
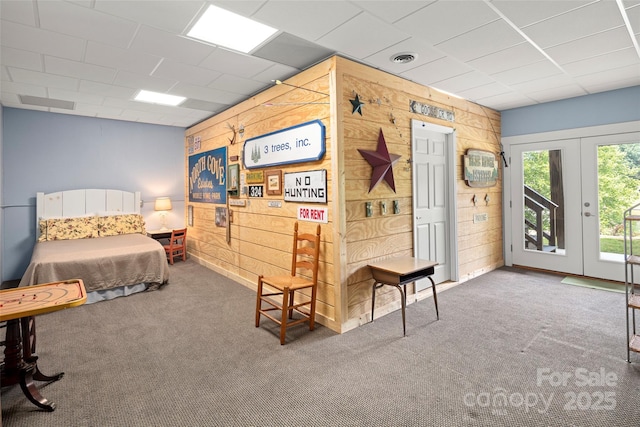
[
  {"x1": 368, "y1": 257, "x2": 439, "y2": 336},
  {"x1": 1, "y1": 279, "x2": 86, "y2": 411},
  {"x1": 146, "y1": 229, "x2": 173, "y2": 241}
]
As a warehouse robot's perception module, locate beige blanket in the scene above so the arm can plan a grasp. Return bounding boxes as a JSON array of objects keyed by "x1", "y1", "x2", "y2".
[{"x1": 19, "y1": 234, "x2": 170, "y2": 292}]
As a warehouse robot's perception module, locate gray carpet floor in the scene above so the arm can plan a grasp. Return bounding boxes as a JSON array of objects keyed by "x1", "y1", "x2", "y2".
[{"x1": 2, "y1": 260, "x2": 640, "y2": 426}]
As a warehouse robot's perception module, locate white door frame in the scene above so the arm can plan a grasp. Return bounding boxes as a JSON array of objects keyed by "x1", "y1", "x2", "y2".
[
  {"x1": 411, "y1": 119, "x2": 458, "y2": 283},
  {"x1": 503, "y1": 121, "x2": 640, "y2": 270}
]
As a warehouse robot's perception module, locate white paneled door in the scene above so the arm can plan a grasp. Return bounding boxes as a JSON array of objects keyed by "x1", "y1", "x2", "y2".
[{"x1": 411, "y1": 120, "x2": 457, "y2": 289}]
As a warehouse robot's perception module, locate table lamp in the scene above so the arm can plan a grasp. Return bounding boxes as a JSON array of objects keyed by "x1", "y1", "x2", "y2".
[{"x1": 154, "y1": 197, "x2": 172, "y2": 231}]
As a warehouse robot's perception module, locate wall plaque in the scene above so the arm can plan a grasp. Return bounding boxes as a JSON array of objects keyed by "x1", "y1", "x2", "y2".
[
  {"x1": 188, "y1": 147, "x2": 226, "y2": 204},
  {"x1": 284, "y1": 170, "x2": 327, "y2": 203},
  {"x1": 243, "y1": 120, "x2": 325, "y2": 169},
  {"x1": 409, "y1": 100, "x2": 455, "y2": 122},
  {"x1": 463, "y1": 149, "x2": 498, "y2": 187}
]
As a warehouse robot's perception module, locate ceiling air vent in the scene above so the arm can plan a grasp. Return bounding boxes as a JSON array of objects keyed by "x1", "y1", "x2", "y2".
[
  {"x1": 390, "y1": 53, "x2": 417, "y2": 64},
  {"x1": 19, "y1": 95, "x2": 75, "y2": 110}
]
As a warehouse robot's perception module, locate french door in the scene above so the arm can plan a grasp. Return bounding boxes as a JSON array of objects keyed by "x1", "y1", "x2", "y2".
[{"x1": 510, "y1": 134, "x2": 640, "y2": 282}]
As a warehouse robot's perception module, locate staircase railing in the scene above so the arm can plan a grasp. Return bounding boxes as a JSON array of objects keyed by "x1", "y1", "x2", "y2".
[{"x1": 524, "y1": 185, "x2": 558, "y2": 251}]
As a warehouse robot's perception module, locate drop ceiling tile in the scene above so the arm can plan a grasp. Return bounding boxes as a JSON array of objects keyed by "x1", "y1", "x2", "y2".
[
  {"x1": 467, "y1": 42, "x2": 545, "y2": 75},
  {"x1": 400, "y1": 56, "x2": 474, "y2": 86},
  {"x1": 395, "y1": 1, "x2": 499, "y2": 45},
  {"x1": 524, "y1": 84, "x2": 588, "y2": 104},
  {"x1": 48, "y1": 88, "x2": 105, "y2": 105},
  {"x1": 252, "y1": 1, "x2": 361, "y2": 41},
  {"x1": 546, "y1": 27, "x2": 633, "y2": 65},
  {"x1": 85, "y1": 41, "x2": 162, "y2": 75},
  {"x1": 208, "y1": 74, "x2": 268, "y2": 96},
  {"x1": 44, "y1": 56, "x2": 116, "y2": 84},
  {"x1": 491, "y1": 1, "x2": 591, "y2": 27},
  {"x1": 457, "y1": 82, "x2": 512, "y2": 100},
  {"x1": 511, "y1": 73, "x2": 579, "y2": 94},
  {"x1": 352, "y1": 0, "x2": 434, "y2": 24},
  {"x1": 172, "y1": 82, "x2": 245, "y2": 105},
  {"x1": 94, "y1": 0, "x2": 205, "y2": 34},
  {"x1": 113, "y1": 70, "x2": 178, "y2": 92},
  {"x1": 317, "y1": 12, "x2": 409, "y2": 59},
  {"x1": 251, "y1": 63, "x2": 300, "y2": 84},
  {"x1": 562, "y1": 47, "x2": 640, "y2": 77},
  {"x1": 9, "y1": 67, "x2": 79, "y2": 91},
  {"x1": 435, "y1": 19, "x2": 525, "y2": 62},
  {"x1": 72, "y1": 102, "x2": 123, "y2": 117},
  {"x1": 491, "y1": 60, "x2": 561, "y2": 86},
  {"x1": 210, "y1": 1, "x2": 266, "y2": 18},
  {"x1": 198, "y1": 48, "x2": 275, "y2": 79},
  {"x1": 79, "y1": 80, "x2": 137, "y2": 99},
  {"x1": 0, "y1": 46, "x2": 43, "y2": 71},
  {"x1": 38, "y1": 1, "x2": 138, "y2": 49},
  {"x1": 0, "y1": 0, "x2": 37, "y2": 26},
  {"x1": 130, "y1": 25, "x2": 214, "y2": 66},
  {"x1": 364, "y1": 37, "x2": 445, "y2": 72},
  {"x1": 475, "y1": 91, "x2": 535, "y2": 111},
  {"x1": 575, "y1": 64, "x2": 640, "y2": 90},
  {"x1": 1, "y1": 21, "x2": 85, "y2": 62},
  {"x1": 152, "y1": 60, "x2": 219, "y2": 86},
  {"x1": 0, "y1": 80, "x2": 48, "y2": 97},
  {"x1": 522, "y1": 1, "x2": 626, "y2": 48},
  {"x1": 625, "y1": 4, "x2": 640, "y2": 34},
  {"x1": 429, "y1": 70, "x2": 495, "y2": 94}
]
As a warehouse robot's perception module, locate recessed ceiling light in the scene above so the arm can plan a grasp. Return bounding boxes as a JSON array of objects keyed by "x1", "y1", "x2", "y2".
[
  {"x1": 134, "y1": 90, "x2": 186, "y2": 106},
  {"x1": 390, "y1": 53, "x2": 417, "y2": 64},
  {"x1": 187, "y1": 5, "x2": 278, "y2": 53}
]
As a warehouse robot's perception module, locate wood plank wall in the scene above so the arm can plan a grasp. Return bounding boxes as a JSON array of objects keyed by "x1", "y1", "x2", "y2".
[
  {"x1": 185, "y1": 56, "x2": 503, "y2": 334},
  {"x1": 185, "y1": 58, "x2": 340, "y2": 332},
  {"x1": 335, "y1": 57, "x2": 503, "y2": 331}
]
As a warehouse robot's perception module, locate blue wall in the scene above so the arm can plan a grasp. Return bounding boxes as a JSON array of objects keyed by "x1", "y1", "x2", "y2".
[
  {"x1": 1, "y1": 108, "x2": 185, "y2": 282},
  {"x1": 501, "y1": 85, "x2": 640, "y2": 137}
]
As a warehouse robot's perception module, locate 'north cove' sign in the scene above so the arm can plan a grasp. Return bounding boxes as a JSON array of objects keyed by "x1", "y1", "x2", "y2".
[{"x1": 243, "y1": 120, "x2": 325, "y2": 169}]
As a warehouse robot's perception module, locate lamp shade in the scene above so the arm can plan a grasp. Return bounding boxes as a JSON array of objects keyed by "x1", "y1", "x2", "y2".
[{"x1": 154, "y1": 197, "x2": 172, "y2": 211}]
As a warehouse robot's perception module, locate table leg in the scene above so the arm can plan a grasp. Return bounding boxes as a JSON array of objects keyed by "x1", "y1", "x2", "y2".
[
  {"x1": 394, "y1": 284, "x2": 407, "y2": 336},
  {"x1": 429, "y1": 277, "x2": 439, "y2": 320}
]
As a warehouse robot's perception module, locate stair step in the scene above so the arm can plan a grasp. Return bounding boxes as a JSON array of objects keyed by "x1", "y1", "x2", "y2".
[
  {"x1": 628, "y1": 255, "x2": 640, "y2": 265},
  {"x1": 629, "y1": 294, "x2": 640, "y2": 309},
  {"x1": 630, "y1": 335, "x2": 640, "y2": 354}
]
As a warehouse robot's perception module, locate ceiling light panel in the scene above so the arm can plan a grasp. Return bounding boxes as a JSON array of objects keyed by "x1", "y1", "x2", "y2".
[
  {"x1": 134, "y1": 90, "x2": 186, "y2": 106},
  {"x1": 187, "y1": 5, "x2": 278, "y2": 53}
]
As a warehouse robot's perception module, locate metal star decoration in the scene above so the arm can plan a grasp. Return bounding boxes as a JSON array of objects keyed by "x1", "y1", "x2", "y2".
[
  {"x1": 350, "y1": 93, "x2": 364, "y2": 115},
  {"x1": 358, "y1": 129, "x2": 401, "y2": 193}
]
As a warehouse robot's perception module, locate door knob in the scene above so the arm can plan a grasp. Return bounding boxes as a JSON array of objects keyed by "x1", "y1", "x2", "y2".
[{"x1": 584, "y1": 212, "x2": 592, "y2": 217}]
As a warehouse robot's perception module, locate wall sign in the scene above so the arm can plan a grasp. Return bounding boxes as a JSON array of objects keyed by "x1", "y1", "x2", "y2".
[
  {"x1": 297, "y1": 205, "x2": 328, "y2": 223},
  {"x1": 463, "y1": 149, "x2": 498, "y2": 187},
  {"x1": 246, "y1": 170, "x2": 264, "y2": 184},
  {"x1": 410, "y1": 100, "x2": 455, "y2": 122},
  {"x1": 189, "y1": 147, "x2": 226, "y2": 204},
  {"x1": 248, "y1": 185, "x2": 264, "y2": 198},
  {"x1": 284, "y1": 170, "x2": 327, "y2": 203},
  {"x1": 243, "y1": 120, "x2": 325, "y2": 169}
]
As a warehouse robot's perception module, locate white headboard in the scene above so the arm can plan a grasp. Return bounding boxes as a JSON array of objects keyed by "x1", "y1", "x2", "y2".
[{"x1": 36, "y1": 189, "x2": 142, "y2": 235}]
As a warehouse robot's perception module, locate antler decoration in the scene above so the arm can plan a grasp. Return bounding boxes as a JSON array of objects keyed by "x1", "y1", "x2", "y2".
[{"x1": 227, "y1": 123, "x2": 237, "y2": 145}]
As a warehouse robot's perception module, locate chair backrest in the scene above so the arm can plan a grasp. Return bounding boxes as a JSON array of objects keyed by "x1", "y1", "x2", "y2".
[
  {"x1": 170, "y1": 228, "x2": 187, "y2": 247},
  {"x1": 290, "y1": 222, "x2": 321, "y2": 283}
]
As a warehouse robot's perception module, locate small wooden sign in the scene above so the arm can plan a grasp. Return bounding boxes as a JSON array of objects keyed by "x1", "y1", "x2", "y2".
[
  {"x1": 246, "y1": 170, "x2": 264, "y2": 184},
  {"x1": 463, "y1": 149, "x2": 498, "y2": 187}
]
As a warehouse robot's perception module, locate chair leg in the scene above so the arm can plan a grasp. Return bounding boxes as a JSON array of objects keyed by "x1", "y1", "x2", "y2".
[
  {"x1": 309, "y1": 285, "x2": 317, "y2": 331},
  {"x1": 280, "y1": 287, "x2": 289, "y2": 345},
  {"x1": 255, "y1": 276, "x2": 264, "y2": 327},
  {"x1": 288, "y1": 289, "x2": 295, "y2": 319}
]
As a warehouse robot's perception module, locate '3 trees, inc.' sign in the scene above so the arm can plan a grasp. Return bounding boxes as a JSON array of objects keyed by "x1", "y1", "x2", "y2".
[{"x1": 243, "y1": 120, "x2": 325, "y2": 169}]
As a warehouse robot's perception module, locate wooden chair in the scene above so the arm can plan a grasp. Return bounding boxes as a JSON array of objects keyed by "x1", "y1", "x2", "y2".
[
  {"x1": 163, "y1": 228, "x2": 187, "y2": 264},
  {"x1": 255, "y1": 222, "x2": 321, "y2": 345}
]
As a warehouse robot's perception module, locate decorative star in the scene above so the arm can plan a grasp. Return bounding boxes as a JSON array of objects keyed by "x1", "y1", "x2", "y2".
[
  {"x1": 358, "y1": 129, "x2": 401, "y2": 193},
  {"x1": 350, "y1": 93, "x2": 364, "y2": 115}
]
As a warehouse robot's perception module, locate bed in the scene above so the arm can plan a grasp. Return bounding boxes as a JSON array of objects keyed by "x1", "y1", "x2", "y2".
[{"x1": 19, "y1": 189, "x2": 170, "y2": 303}]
